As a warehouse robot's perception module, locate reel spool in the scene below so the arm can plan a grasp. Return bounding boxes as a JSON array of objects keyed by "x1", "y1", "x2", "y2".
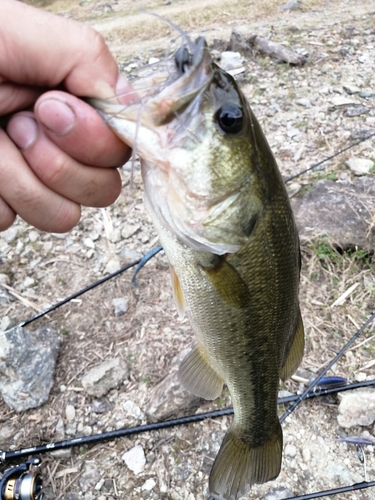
[{"x1": 0, "y1": 457, "x2": 43, "y2": 500}]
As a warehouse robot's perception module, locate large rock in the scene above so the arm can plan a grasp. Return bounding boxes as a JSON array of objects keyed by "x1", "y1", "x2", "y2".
[
  {"x1": 291, "y1": 176, "x2": 375, "y2": 251},
  {"x1": 145, "y1": 348, "x2": 203, "y2": 422},
  {"x1": 81, "y1": 357, "x2": 129, "y2": 397},
  {"x1": 0, "y1": 326, "x2": 60, "y2": 411},
  {"x1": 337, "y1": 390, "x2": 375, "y2": 428}
]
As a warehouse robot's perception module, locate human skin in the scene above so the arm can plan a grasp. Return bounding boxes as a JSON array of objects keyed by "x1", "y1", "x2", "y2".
[{"x1": 0, "y1": 0, "x2": 135, "y2": 233}]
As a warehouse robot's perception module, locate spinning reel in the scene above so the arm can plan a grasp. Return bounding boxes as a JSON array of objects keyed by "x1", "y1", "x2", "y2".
[{"x1": 0, "y1": 457, "x2": 43, "y2": 500}]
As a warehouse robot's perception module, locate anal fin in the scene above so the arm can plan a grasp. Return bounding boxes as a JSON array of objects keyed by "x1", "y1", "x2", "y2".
[
  {"x1": 170, "y1": 264, "x2": 185, "y2": 318},
  {"x1": 209, "y1": 420, "x2": 282, "y2": 500},
  {"x1": 178, "y1": 344, "x2": 224, "y2": 400},
  {"x1": 280, "y1": 310, "x2": 304, "y2": 382}
]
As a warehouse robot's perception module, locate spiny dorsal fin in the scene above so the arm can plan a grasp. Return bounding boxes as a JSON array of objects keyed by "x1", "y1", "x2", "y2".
[
  {"x1": 169, "y1": 264, "x2": 186, "y2": 318},
  {"x1": 280, "y1": 310, "x2": 304, "y2": 382},
  {"x1": 178, "y1": 344, "x2": 224, "y2": 400},
  {"x1": 209, "y1": 420, "x2": 282, "y2": 500},
  {"x1": 201, "y1": 257, "x2": 250, "y2": 310}
]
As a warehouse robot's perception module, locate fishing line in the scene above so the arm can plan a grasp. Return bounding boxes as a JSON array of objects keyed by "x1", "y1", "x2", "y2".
[
  {"x1": 284, "y1": 131, "x2": 375, "y2": 183},
  {"x1": 1, "y1": 378, "x2": 374, "y2": 462},
  {"x1": 280, "y1": 311, "x2": 375, "y2": 423}
]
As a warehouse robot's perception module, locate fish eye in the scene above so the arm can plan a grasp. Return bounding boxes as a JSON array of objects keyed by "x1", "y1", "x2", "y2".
[
  {"x1": 175, "y1": 46, "x2": 191, "y2": 74},
  {"x1": 215, "y1": 104, "x2": 244, "y2": 135}
]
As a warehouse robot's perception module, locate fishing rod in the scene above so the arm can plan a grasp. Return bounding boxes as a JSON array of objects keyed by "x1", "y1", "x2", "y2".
[{"x1": 1, "y1": 378, "x2": 375, "y2": 500}]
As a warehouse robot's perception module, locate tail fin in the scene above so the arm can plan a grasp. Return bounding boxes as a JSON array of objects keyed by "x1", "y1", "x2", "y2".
[{"x1": 209, "y1": 422, "x2": 282, "y2": 500}]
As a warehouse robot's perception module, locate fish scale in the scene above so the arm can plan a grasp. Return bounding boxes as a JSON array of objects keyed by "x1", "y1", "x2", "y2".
[{"x1": 91, "y1": 34, "x2": 304, "y2": 500}]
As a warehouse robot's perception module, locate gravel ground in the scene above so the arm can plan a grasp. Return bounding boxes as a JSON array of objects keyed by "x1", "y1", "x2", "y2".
[{"x1": 1, "y1": 0, "x2": 375, "y2": 499}]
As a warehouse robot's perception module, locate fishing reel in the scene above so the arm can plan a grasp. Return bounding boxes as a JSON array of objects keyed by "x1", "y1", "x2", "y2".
[{"x1": 0, "y1": 457, "x2": 44, "y2": 500}]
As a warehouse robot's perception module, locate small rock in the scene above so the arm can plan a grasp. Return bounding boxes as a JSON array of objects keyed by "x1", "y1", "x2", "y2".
[
  {"x1": 338, "y1": 390, "x2": 375, "y2": 428},
  {"x1": 121, "y1": 224, "x2": 141, "y2": 239},
  {"x1": 83, "y1": 237, "x2": 95, "y2": 249},
  {"x1": 346, "y1": 157, "x2": 373, "y2": 176},
  {"x1": 123, "y1": 400, "x2": 145, "y2": 421},
  {"x1": 109, "y1": 228, "x2": 122, "y2": 243},
  {"x1": 0, "y1": 316, "x2": 16, "y2": 333},
  {"x1": 0, "y1": 274, "x2": 10, "y2": 286},
  {"x1": 1, "y1": 226, "x2": 19, "y2": 243},
  {"x1": 142, "y1": 478, "x2": 156, "y2": 491},
  {"x1": 22, "y1": 276, "x2": 35, "y2": 288},
  {"x1": 55, "y1": 417, "x2": 65, "y2": 440},
  {"x1": 148, "y1": 57, "x2": 160, "y2": 65},
  {"x1": 79, "y1": 467, "x2": 101, "y2": 492},
  {"x1": 0, "y1": 423, "x2": 16, "y2": 444},
  {"x1": 122, "y1": 445, "x2": 146, "y2": 475},
  {"x1": 0, "y1": 288, "x2": 14, "y2": 306},
  {"x1": 65, "y1": 404, "x2": 76, "y2": 422},
  {"x1": 81, "y1": 358, "x2": 129, "y2": 397},
  {"x1": 104, "y1": 257, "x2": 121, "y2": 274},
  {"x1": 92, "y1": 398, "x2": 111, "y2": 414},
  {"x1": 285, "y1": 443, "x2": 297, "y2": 457},
  {"x1": 113, "y1": 297, "x2": 129, "y2": 317},
  {"x1": 265, "y1": 487, "x2": 295, "y2": 500},
  {"x1": 295, "y1": 98, "x2": 311, "y2": 107},
  {"x1": 345, "y1": 105, "x2": 368, "y2": 117},
  {"x1": 219, "y1": 51, "x2": 244, "y2": 71},
  {"x1": 330, "y1": 96, "x2": 360, "y2": 109},
  {"x1": 29, "y1": 230, "x2": 39, "y2": 242}
]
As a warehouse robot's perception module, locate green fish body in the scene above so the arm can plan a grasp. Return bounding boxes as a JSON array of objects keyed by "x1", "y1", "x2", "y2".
[{"x1": 92, "y1": 36, "x2": 304, "y2": 500}]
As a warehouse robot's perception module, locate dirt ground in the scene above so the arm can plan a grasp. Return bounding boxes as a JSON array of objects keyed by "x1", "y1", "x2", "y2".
[{"x1": 1, "y1": 0, "x2": 375, "y2": 499}]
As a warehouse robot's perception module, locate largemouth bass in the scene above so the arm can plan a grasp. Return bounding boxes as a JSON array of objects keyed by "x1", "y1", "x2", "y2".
[{"x1": 92, "y1": 35, "x2": 304, "y2": 500}]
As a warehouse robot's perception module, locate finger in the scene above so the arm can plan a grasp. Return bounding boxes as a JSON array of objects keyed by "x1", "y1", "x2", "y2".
[
  {"x1": 7, "y1": 113, "x2": 122, "y2": 208},
  {"x1": 0, "y1": 196, "x2": 16, "y2": 232},
  {"x1": 0, "y1": 129, "x2": 81, "y2": 233},
  {"x1": 34, "y1": 91, "x2": 131, "y2": 167},
  {"x1": 0, "y1": 82, "x2": 43, "y2": 115},
  {"x1": 1, "y1": 0, "x2": 134, "y2": 101}
]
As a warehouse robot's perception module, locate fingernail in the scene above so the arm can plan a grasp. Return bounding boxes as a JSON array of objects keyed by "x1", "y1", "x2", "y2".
[
  {"x1": 7, "y1": 115, "x2": 38, "y2": 150},
  {"x1": 37, "y1": 98, "x2": 75, "y2": 135},
  {"x1": 116, "y1": 74, "x2": 137, "y2": 104}
]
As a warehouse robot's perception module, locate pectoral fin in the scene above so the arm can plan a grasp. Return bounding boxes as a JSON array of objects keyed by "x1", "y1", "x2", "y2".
[
  {"x1": 178, "y1": 344, "x2": 224, "y2": 400},
  {"x1": 280, "y1": 310, "x2": 304, "y2": 381},
  {"x1": 201, "y1": 257, "x2": 250, "y2": 310},
  {"x1": 170, "y1": 265, "x2": 185, "y2": 318}
]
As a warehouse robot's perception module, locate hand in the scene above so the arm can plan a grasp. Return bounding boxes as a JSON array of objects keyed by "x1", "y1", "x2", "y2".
[{"x1": 0, "y1": 0, "x2": 134, "y2": 233}]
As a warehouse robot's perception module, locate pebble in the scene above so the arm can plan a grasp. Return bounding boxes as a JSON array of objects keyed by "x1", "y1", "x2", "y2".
[
  {"x1": 345, "y1": 157, "x2": 373, "y2": 175},
  {"x1": 29, "y1": 230, "x2": 39, "y2": 242},
  {"x1": 0, "y1": 273, "x2": 10, "y2": 285},
  {"x1": 123, "y1": 400, "x2": 146, "y2": 421},
  {"x1": 121, "y1": 224, "x2": 141, "y2": 239},
  {"x1": 219, "y1": 51, "x2": 244, "y2": 71},
  {"x1": 285, "y1": 443, "x2": 297, "y2": 457},
  {"x1": 65, "y1": 404, "x2": 76, "y2": 422},
  {"x1": 142, "y1": 479, "x2": 156, "y2": 491},
  {"x1": 109, "y1": 228, "x2": 122, "y2": 243},
  {"x1": 104, "y1": 257, "x2": 121, "y2": 274},
  {"x1": 83, "y1": 237, "x2": 95, "y2": 249},
  {"x1": 81, "y1": 357, "x2": 129, "y2": 397},
  {"x1": 1, "y1": 226, "x2": 19, "y2": 243},
  {"x1": 122, "y1": 445, "x2": 146, "y2": 475},
  {"x1": 113, "y1": 297, "x2": 129, "y2": 317}
]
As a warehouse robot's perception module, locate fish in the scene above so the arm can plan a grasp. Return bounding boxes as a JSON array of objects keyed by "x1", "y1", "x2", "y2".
[{"x1": 91, "y1": 33, "x2": 304, "y2": 500}]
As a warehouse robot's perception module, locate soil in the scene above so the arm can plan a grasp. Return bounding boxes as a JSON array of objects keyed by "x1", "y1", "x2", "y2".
[{"x1": 1, "y1": 0, "x2": 375, "y2": 499}]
